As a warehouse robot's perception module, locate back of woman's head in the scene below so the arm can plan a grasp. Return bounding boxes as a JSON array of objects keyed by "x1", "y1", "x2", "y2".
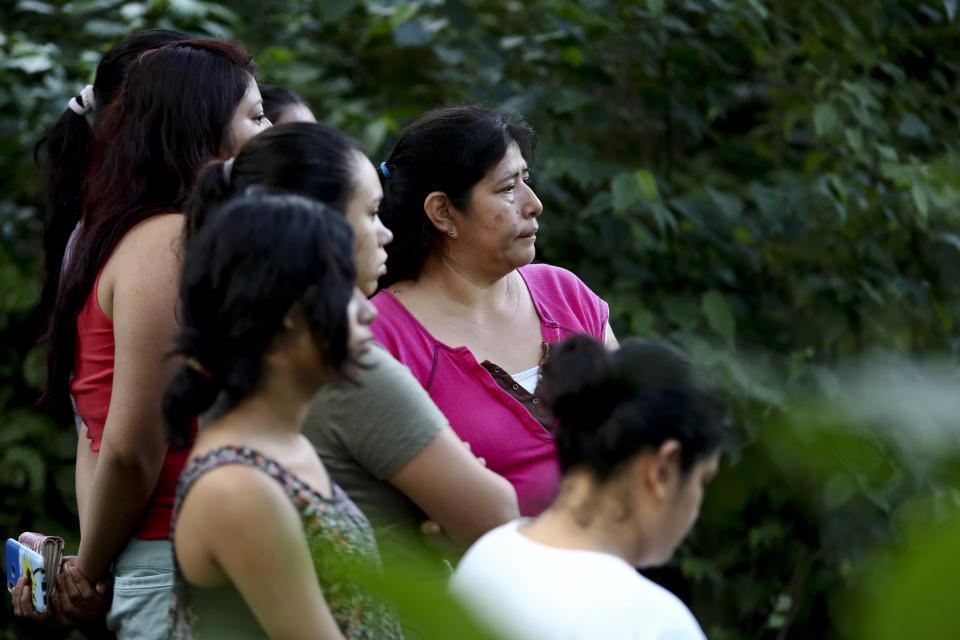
[
  {"x1": 186, "y1": 121, "x2": 362, "y2": 236},
  {"x1": 42, "y1": 38, "x2": 257, "y2": 423},
  {"x1": 542, "y1": 335, "x2": 728, "y2": 481},
  {"x1": 35, "y1": 28, "x2": 187, "y2": 316},
  {"x1": 164, "y1": 191, "x2": 357, "y2": 448},
  {"x1": 378, "y1": 105, "x2": 537, "y2": 288},
  {"x1": 258, "y1": 84, "x2": 311, "y2": 124}
]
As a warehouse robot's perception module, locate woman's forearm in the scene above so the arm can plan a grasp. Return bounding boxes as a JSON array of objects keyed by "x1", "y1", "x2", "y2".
[
  {"x1": 73, "y1": 214, "x2": 185, "y2": 580},
  {"x1": 390, "y1": 428, "x2": 520, "y2": 546},
  {"x1": 76, "y1": 447, "x2": 165, "y2": 580}
]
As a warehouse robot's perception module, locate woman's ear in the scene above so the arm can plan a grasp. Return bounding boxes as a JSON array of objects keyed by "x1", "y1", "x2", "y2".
[
  {"x1": 423, "y1": 191, "x2": 457, "y2": 237},
  {"x1": 281, "y1": 303, "x2": 306, "y2": 332},
  {"x1": 648, "y1": 439, "x2": 683, "y2": 501},
  {"x1": 263, "y1": 303, "x2": 309, "y2": 363}
]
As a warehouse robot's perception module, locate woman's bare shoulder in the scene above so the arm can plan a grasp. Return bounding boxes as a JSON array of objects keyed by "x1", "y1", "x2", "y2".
[
  {"x1": 111, "y1": 213, "x2": 184, "y2": 261},
  {"x1": 179, "y1": 462, "x2": 296, "y2": 530}
]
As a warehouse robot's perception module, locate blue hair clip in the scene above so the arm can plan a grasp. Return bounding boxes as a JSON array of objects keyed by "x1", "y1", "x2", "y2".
[{"x1": 380, "y1": 161, "x2": 391, "y2": 180}]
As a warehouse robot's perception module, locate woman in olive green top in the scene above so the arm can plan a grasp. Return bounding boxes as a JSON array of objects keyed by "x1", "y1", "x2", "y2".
[{"x1": 186, "y1": 123, "x2": 519, "y2": 549}]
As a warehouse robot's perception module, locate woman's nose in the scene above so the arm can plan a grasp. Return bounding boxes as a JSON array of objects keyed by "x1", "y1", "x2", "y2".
[
  {"x1": 377, "y1": 215, "x2": 394, "y2": 247},
  {"x1": 524, "y1": 183, "x2": 543, "y2": 218}
]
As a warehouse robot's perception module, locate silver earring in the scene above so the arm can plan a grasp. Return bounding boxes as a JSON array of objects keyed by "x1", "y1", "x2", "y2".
[{"x1": 448, "y1": 230, "x2": 455, "y2": 236}]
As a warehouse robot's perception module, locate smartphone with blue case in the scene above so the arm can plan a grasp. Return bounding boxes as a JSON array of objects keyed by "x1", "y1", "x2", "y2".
[{"x1": 6, "y1": 538, "x2": 49, "y2": 613}]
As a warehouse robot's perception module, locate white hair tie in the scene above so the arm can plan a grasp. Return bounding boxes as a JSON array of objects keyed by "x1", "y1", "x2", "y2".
[
  {"x1": 67, "y1": 84, "x2": 96, "y2": 116},
  {"x1": 222, "y1": 157, "x2": 235, "y2": 182}
]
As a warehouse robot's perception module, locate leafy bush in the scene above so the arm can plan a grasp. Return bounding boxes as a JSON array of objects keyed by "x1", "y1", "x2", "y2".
[{"x1": 2, "y1": 0, "x2": 959, "y2": 637}]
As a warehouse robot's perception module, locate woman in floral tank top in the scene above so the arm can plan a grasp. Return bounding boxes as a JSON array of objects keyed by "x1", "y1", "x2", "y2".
[{"x1": 163, "y1": 194, "x2": 402, "y2": 639}]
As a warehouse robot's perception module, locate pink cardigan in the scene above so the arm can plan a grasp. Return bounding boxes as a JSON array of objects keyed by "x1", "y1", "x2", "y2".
[{"x1": 370, "y1": 264, "x2": 609, "y2": 515}]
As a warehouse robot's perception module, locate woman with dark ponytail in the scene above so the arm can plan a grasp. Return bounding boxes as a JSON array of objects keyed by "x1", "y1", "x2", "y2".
[
  {"x1": 15, "y1": 38, "x2": 271, "y2": 635},
  {"x1": 166, "y1": 192, "x2": 401, "y2": 639},
  {"x1": 186, "y1": 122, "x2": 517, "y2": 553},
  {"x1": 451, "y1": 335, "x2": 728, "y2": 640},
  {"x1": 35, "y1": 28, "x2": 186, "y2": 318}
]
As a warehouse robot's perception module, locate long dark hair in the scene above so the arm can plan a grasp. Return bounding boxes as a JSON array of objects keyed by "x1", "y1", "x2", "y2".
[
  {"x1": 378, "y1": 105, "x2": 537, "y2": 288},
  {"x1": 34, "y1": 28, "x2": 187, "y2": 318},
  {"x1": 164, "y1": 192, "x2": 357, "y2": 449},
  {"x1": 41, "y1": 38, "x2": 256, "y2": 423},
  {"x1": 542, "y1": 335, "x2": 729, "y2": 481},
  {"x1": 186, "y1": 122, "x2": 363, "y2": 236}
]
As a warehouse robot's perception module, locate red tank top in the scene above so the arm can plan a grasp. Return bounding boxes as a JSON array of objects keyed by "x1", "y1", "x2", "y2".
[{"x1": 71, "y1": 264, "x2": 192, "y2": 539}]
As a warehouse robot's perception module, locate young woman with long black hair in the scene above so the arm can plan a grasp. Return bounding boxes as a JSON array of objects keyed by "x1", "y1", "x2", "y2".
[
  {"x1": 14, "y1": 38, "x2": 271, "y2": 636},
  {"x1": 166, "y1": 192, "x2": 401, "y2": 639}
]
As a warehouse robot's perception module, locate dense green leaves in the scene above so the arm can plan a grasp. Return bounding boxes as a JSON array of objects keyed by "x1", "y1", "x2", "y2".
[{"x1": 2, "y1": 0, "x2": 959, "y2": 638}]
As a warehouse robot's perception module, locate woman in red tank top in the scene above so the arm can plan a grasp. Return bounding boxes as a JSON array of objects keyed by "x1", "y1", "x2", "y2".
[{"x1": 16, "y1": 38, "x2": 271, "y2": 637}]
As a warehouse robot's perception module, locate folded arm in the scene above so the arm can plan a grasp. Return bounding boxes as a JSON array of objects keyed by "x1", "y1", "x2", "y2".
[{"x1": 390, "y1": 427, "x2": 519, "y2": 545}]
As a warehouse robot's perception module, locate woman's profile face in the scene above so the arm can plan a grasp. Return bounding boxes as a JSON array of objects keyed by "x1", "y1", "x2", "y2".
[
  {"x1": 346, "y1": 286, "x2": 377, "y2": 358},
  {"x1": 452, "y1": 142, "x2": 543, "y2": 275},
  {"x1": 344, "y1": 152, "x2": 392, "y2": 296},
  {"x1": 222, "y1": 76, "x2": 272, "y2": 157},
  {"x1": 647, "y1": 451, "x2": 721, "y2": 567}
]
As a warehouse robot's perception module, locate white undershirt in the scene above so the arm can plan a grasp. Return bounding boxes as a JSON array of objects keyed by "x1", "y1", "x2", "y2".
[{"x1": 512, "y1": 365, "x2": 540, "y2": 394}]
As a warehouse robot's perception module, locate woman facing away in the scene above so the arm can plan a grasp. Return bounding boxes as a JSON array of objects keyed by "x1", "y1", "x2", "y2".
[
  {"x1": 165, "y1": 193, "x2": 402, "y2": 639},
  {"x1": 14, "y1": 39, "x2": 271, "y2": 635},
  {"x1": 451, "y1": 335, "x2": 729, "y2": 640},
  {"x1": 186, "y1": 122, "x2": 518, "y2": 548},
  {"x1": 373, "y1": 105, "x2": 618, "y2": 516}
]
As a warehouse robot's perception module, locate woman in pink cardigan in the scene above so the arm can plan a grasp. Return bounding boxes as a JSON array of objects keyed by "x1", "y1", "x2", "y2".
[{"x1": 373, "y1": 105, "x2": 618, "y2": 516}]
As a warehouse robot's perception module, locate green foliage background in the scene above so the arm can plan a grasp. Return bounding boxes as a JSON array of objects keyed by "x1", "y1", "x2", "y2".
[{"x1": 3, "y1": 0, "x2": 960, "y2": 637}]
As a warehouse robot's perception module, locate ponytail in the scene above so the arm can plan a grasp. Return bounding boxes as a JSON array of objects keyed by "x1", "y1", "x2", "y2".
[
  {"x1": 164, "y1": 360, "x2": 220, "y2": 450},
  {"x1": 35, "y1": 109, "x2": 95, "y2": 318},
  {"x1": 163, "y1": 327, "x2": 263, "y2": 449}
]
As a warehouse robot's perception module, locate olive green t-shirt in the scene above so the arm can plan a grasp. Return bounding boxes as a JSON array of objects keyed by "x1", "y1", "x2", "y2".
[{"x1": 303, "y1": 342, "x2": 446, "y2": 541}]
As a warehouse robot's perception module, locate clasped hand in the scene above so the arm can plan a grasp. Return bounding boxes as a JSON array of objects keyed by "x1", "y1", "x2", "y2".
[{"x1": 10, "y1": 556, "x2": 112, "y2": 626}]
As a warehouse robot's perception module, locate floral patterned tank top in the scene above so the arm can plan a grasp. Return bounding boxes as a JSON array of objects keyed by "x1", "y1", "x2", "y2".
[{"x1": 168, "y1": 445, "x2": 402, "y2": 639}]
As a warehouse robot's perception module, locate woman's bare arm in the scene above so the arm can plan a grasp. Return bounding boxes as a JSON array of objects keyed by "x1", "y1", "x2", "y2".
[
  {"x1": 75, "y1": 214, "x2": 184, "y2": 581},
  {"x1": 390, "y1": 427, "x2": 519, "y2": 545}
]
